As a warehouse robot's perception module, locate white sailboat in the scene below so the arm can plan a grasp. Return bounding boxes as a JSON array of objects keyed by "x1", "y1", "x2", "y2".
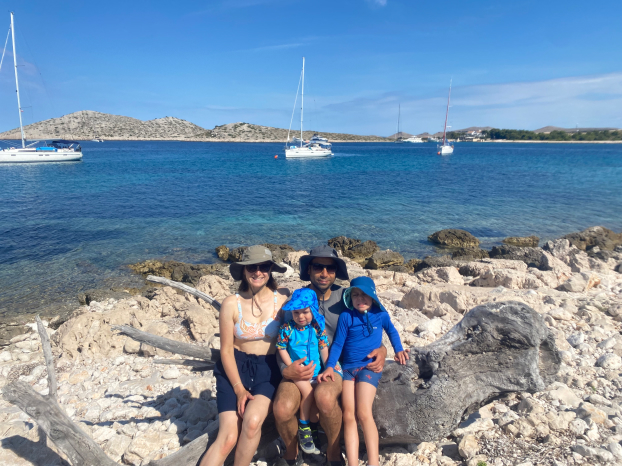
[
  {"x1": 394, "y1": 104, "x2": 404, "y2": 143},
  {"x1": 285, "y1": 58, "x2": 332, "y2": 158},
  {"x1": 437, "y1": 80, "x2": 454, "y2": 156},
  {"x1": 403, "y1": 136, "x2": 424, "y2": 143},
  {"x1": 0, "y1": 12, "x2": 82, "y2": 163}
]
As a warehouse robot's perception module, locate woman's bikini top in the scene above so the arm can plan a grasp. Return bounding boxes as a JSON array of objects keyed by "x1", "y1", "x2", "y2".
[{"x1": 233, "y1": 291, "x2": 280, "y2": 341}]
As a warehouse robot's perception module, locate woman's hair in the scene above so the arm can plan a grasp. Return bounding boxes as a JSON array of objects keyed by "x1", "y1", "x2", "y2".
[{"x1": 238, "y1": 268, "x2": 278, "y2": 292}]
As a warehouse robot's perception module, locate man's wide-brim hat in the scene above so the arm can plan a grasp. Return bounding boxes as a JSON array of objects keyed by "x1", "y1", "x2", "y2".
[
  {"x1": 229, "y1": 245, "x2": 287, "y2": 281},
  {"x1": 299, "y1": 244, "x2": 349, "y2": 281},
  {"x1": 343, "y1": 276, "x2": 387, "y2": 312}
]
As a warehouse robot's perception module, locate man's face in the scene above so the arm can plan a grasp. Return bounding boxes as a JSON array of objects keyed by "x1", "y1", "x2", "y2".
[{"x1": 308, "y1": 257, "x2": 337, "y2": 292}]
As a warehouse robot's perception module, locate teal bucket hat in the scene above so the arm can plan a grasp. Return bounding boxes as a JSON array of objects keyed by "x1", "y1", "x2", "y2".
[
  {"x1": 343, "y1": 276, "x2": 386, "y2": 313},
  {"x1": 282, "y1": 288, "x2": 325, "y2": 332}
]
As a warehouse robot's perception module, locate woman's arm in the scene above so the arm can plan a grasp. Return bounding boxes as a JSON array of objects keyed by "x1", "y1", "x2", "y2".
[{"x1": 219, "y1": 296, "x2": 254, "y2": 416}]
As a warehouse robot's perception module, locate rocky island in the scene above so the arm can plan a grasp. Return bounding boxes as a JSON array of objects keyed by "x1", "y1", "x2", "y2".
[
  {"x1": 0, "y1": 111, "x2": 390, "y2": 143},
  {"x1": 2, "y1": 226, "x2": 622, "y2": 466}
]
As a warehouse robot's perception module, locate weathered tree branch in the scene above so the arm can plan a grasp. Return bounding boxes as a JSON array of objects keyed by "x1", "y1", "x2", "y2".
[
  {"x1": 153, "y1": 359, "x2": 215, "y2": 369},
  {"x1": 146, "y1": 275, "x2": 222, "y2": 311},
  {"x1": 111, "y1": 325, "x2": 219, "y2": 361},
  {"x1": 36, "y1": 315, "x2": 57, "y2": 398}
]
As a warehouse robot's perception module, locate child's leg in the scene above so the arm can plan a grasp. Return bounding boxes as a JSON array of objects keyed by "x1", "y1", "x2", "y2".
[
  {"x1": 341, "y1": 380, "x2": 359, "y2": 466},
  {"x1": 355, "y1": 381, "x2": 379, "y2": 466},
  {"x1": 293, "y1": 380, "x2": 314, "y2": 421}
]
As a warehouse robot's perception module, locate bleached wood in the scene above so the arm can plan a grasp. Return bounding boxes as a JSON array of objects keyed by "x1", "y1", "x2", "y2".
[
  {"x1": 36, "y1": 315, "x2": 57, "y2": 398},
  {"x1": 146, "y1": 275, "x2": 222, "y2": 311},
  {"x1": 153, "y1": 358, "x2": 215, "y2": 369}
]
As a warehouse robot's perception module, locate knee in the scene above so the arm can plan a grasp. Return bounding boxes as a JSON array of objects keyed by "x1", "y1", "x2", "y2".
[
  {"x1": 342, "y1": 408, "x2": 356, "y2": 423},
  {"x1": 219, "y1": 429, "x2": 238, "y2": 454},
  {"x1": 315, "y1": 389, "x2": 337, "y2": 415},
  {"x1": 356, "y1": 406, "x2": 373, "y2": 423},
  {"x1": 273, "y1": 397, "x2": 297, "y2": 423},
  {"x1": 242, "y1": 414, "x2": 264, "y2": 438}
]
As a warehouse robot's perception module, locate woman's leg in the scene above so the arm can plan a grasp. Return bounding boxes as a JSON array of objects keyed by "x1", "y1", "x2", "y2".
[
  {"x1": 356, "y1": 382, "x2": 379, "y2": 466},
  {"x1": 341, "y1": 380, "x2": 359, "y2": 466},
  {"x1": 199, "y1": 411, "x2": 240, "y2": 466},
  {"x1": 233, "y1": 394, "x2": 272, "y2": 466},
  {"x1": 293, "y1": 380, "x2": 314, "y2": 420}
]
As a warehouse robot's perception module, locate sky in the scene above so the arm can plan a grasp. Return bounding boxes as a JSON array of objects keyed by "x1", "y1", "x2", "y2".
[{"x1": 0, "y1": 0, "x2": 621, "y2": 136}]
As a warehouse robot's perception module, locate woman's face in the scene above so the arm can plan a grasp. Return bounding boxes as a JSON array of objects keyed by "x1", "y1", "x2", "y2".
[{"x1": 244, "y1": 262, "x2": 272, "y2": 289}]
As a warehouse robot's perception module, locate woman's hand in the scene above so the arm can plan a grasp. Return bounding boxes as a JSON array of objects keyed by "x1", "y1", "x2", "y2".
[
  {"x1": 235, "y1": 384, "x2": 254, "y2": 417},
  {"x1": 317, "y1": 367, "x2": 335, "y2": 383},
  {"x1": 394, "y1": 350, "x2": 409, "y2": 365}
]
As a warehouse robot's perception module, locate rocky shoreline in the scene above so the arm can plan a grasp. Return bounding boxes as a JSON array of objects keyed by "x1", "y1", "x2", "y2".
[{"x1": 2, "y1": 226, "x2": 622, "y2": 465}]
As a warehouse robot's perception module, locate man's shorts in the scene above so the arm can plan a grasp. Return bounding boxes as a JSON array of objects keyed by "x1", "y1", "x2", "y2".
[
  {"x1": 342, "y1": 366, "x2": 382, "y2": 387},
  {"x1": 214, "y1": 349, "x2": 282, "y2": 413}
]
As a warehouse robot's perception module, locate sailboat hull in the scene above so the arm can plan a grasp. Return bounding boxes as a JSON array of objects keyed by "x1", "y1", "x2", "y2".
[
  {"x1": 439, "y1": 145, "x2": 454, "y2": 155},
  {"x1": 285, "y1": 147, "x2": 332, "y2": 158},
  {"x1": 0, "y1": 148, "x2": 83, "y2": 163}
]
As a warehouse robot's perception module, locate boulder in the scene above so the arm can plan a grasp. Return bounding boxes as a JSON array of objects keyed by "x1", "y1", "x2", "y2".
[
  {"x1": 451, "y1": 248, "x2": 489, "y2": 260},
  {"x1": 470, "y1": 269, "x2": 543, "y2": 289},
  {"x1": 196, "y1": 274, "x2": 233, "y2": 304},
  {"x1": 184, "y1": 303, "x2": 218, "y2": 342},
  {"x1": 128, "y1": 260, "x2": 227, "y2": 285},
  {"x1": 343, "y1": 240, "x2": 379, "y2": 264},
  {"x1": 405, "y1": 258, "x2": 422, "y2": 272},
  {"x1": 563, "y1": 225, "x2": 622, "y2": 251},
  {"x1": 374, "y1": 301, "x2": 561, "y2": 443},
  {"x1": 215, "y1": 245, "x2": 229, "y2": 261},
  {"x1": 366, "y1": 249, "x2": 405, "y2": 269},
  {"x1": 261, "y1": 243, "x2": 296, "y2": 264},
  {"x1": 415, "y1": 256, "x2": 460, "y2": 272},
  {"x1": 415, "y1": 267, "x2": 463, "y2": 285},
  {"x1": 557, "y1": 272, "x2": 600, "y2": 293},
  {"x1": 428, "y1": 229, "x2": 480, "y2": 248},
  {"x1": 502, "y1": 236, "x2": 539, "y2": 247},
  {"x1": 327, "y1": 236, "x2": 361, "y2": 254},
  {"x1": 488, "y1": 245, "x2": 544, "y2": 269}
]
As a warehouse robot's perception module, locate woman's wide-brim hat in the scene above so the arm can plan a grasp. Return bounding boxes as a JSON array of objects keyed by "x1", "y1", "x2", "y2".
[
  {"x1": 343, "y1": 276, "x2": 386, "y2": 312},
  {"x1": 229, "y1": 245, "x2": 287, "y2": 281},
  {"x1": 299, "y1": 245, "x2": 349, "y2": 281}
]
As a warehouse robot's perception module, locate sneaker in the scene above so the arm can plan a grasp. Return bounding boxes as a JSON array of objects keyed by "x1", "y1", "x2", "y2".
[{"x1": 298, "y1": 425, "x2": 319, "y2": 455}]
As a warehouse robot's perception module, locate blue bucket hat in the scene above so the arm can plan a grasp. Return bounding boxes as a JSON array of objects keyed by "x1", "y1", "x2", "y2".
[
  {"x1": 282, "y1": 288, "x2": 325, "y2": 331},
  {"x1": 343, "y1": 276, "x2": 386, "y2": 313}
]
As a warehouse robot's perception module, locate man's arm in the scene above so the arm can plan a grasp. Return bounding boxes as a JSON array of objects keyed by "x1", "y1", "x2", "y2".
[{"x1": 365, "y1": 344, "x2": 387, "y2": 373}]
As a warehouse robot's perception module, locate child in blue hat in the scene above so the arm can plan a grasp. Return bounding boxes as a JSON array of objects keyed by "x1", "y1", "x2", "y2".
[
  {"x1": 318, "y1": 276, "x2": 407, "y2": 466},
  {"x1": 276, "y1": 288, "x2": 329, "y2": 455}
]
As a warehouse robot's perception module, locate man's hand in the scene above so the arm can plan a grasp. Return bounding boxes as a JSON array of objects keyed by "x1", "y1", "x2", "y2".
[
  {"x1": 317, "y1": 367, "x2": 335, "y2": 383},
  {"x1": 282, "y1": 357, "x2": 315, "y2": 381},
  {"x1": 366, "y1": 345, "x2": 388, "y2": 373}
]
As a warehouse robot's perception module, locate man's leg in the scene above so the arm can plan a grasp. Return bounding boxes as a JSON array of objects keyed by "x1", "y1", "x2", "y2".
[
  {"x1": 273, "y1": 379, "x2": 301, "y2": 460},
  {"x1": 314, "y1": 374, "x2": 343, "y2": 462}
]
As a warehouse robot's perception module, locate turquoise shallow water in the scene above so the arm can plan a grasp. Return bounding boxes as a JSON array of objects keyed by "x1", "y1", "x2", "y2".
[{"x1": 1, "y1": 141, "x2": 621, "y2": 317}]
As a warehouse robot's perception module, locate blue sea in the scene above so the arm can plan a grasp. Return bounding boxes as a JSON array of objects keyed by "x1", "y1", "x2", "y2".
[{"x1": 1, "y1": 141, "x2": 621, "y2": 319}]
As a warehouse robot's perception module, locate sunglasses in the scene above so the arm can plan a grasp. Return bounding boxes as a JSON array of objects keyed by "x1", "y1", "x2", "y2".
[
  {"x1": 245, "y1": 263, "x2": 272, "y2": 273},
  {"x1": 311, "y1": 263, "x2": 338, "y2": 273}
]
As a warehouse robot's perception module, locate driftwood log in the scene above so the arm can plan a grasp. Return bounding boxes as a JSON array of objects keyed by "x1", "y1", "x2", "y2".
[
  {"x1": 2, "y1": 278, "x2": 560, "y2": 465},
  {"x1": 375, "y1": 300, "x2": 561, "y2": 443}
]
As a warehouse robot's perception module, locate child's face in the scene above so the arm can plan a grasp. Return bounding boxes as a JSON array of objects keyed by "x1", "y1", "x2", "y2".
[
  {"x1": 351, "y1": 288, "x2": 373, "y2": 313},
  {"x1": 292, "y1": 307, "x2": 313, "y2": 326}
]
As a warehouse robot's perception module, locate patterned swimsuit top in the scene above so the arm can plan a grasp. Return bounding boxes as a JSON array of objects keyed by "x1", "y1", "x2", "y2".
[{"x1": 233, "y1": 291, "x2": 281, "y2": 341}]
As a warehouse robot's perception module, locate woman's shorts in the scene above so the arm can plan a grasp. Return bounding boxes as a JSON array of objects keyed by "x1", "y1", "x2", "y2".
[
  {"x1": 342, "y1": 366, "x2": 382, "y2": 387},
  {"x1": 214, "y1": 349, "x2": 283, "y2": 413}
]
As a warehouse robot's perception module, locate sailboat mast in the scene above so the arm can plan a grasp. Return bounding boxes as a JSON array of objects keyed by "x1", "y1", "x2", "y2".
[
  {"x1": 442, "y1": 80, "x2": 451, "y2": 145},
  {"x1": 300, "y1": 57, "x2": 305, "y2": 148},
  {"x1": 10, "y1": 12, "x2": 25, "y2": 148}
]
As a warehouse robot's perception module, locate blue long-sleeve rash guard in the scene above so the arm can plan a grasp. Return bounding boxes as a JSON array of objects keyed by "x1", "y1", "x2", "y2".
[{"x1": 325, "y1": 306, "x2": 404, "y2": 370}]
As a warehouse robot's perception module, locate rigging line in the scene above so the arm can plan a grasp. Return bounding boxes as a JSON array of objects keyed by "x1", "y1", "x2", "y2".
[
  {"x1": 286, "y1": 67, "x2": 303, "y2": 147},
  {"x1": 0, "y1": 27, "x2": 10, "y2": 73}
]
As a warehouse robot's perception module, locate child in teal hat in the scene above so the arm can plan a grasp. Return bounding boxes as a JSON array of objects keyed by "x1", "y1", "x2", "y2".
[
  {"x1": 276, "y1": 288, "x2": 329, "y2": 455},
  {"x1": 318, "y1": 276, "x2": 408, "y2": 466}
]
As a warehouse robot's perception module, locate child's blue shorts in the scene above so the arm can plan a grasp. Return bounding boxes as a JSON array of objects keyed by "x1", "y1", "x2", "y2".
[{"x1": 342, "y1": 366, "x2": 382, "y2": 387}]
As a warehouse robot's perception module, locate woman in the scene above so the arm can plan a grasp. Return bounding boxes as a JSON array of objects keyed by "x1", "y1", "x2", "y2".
[{"x1": 200, "y1": 245, "x2": 290, "y2": 466}]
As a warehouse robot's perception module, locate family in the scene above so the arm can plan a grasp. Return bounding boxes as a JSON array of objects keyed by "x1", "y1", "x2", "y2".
[{"x1": 198, "y1": 244, "x2": 408, "y2": 466}]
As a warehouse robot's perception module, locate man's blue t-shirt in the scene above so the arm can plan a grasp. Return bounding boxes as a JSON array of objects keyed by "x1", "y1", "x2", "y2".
[{"x1": 326, "y1": 306, "x2": 403, "y2": 370}]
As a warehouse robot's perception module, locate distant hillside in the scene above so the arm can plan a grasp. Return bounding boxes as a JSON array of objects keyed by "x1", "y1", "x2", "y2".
[
  {"x1": 534, "y1": 126, "x2": 620, "y2": 134},
  {"x1": 0, "y1": 111, "x2": 390, "y2": 142}
]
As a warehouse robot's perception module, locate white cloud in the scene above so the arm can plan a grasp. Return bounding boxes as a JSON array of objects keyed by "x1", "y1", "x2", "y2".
[{"x1": 320, "y1": 72, "x2": 622, "y2": 134}]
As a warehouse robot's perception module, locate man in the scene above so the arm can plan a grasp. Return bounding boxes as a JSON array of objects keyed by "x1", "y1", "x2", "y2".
[{"x1": 273, "y1": 245, "x2": 388, "y2": 466}]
